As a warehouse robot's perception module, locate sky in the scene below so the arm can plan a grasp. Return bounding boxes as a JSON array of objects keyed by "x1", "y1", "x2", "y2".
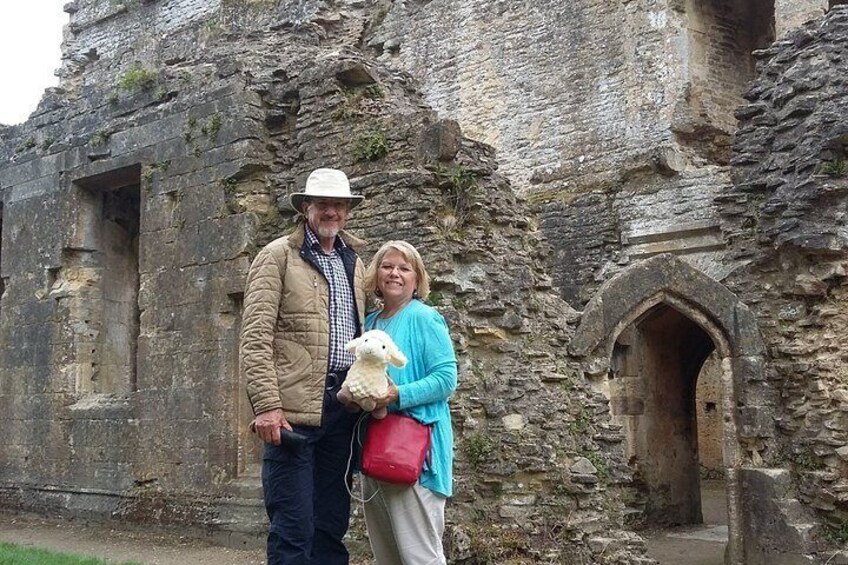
[{"x1": 0, "y1": 2, "x2": 68, "y2": 125}]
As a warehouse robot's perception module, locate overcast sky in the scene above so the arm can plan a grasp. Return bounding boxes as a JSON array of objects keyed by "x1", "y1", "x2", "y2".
[{"x1": 0, "y1": 2, "x2": 68, "y2": 125}]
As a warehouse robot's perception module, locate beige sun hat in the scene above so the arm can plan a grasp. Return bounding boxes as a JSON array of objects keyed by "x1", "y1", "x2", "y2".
[{"x1": 289, "y1": 168, "x2": 365, "y2": 212}]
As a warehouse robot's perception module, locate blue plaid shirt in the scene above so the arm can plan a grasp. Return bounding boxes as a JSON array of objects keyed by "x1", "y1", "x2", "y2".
[{"x1": 304, "y1": 225, "x2": 357, "y2": 371}]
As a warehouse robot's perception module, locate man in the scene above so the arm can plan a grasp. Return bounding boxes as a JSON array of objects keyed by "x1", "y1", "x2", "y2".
[{"x1": 241, "y1": 168, "x2": 366, "y2": 565}]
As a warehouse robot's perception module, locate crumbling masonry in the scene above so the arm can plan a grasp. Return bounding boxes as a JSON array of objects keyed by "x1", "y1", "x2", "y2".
[{"x1": 0, "y1": 1, "x2": 846, "y2": 563}]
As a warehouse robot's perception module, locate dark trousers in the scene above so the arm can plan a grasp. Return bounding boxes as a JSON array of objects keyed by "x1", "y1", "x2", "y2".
[{"x1": 262, "y1": 375, "x2": 359, "y2": 565}]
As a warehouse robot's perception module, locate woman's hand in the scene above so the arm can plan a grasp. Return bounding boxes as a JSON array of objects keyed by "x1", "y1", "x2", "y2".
[{"x1": 373, "y1": 382, "x2": 399, "y2": 410}]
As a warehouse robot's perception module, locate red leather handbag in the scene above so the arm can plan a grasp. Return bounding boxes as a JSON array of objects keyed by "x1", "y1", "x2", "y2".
[{"x1": 361, "y1": 412, "x2": 431, "y2": 485}]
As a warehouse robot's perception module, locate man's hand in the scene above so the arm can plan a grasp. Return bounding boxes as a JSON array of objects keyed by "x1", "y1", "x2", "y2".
[{"x1": 252, "y1": 409, "x2": 290, "y2": 445}]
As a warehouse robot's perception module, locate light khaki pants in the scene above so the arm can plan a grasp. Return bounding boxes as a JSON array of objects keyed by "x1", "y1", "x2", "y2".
[{"x1": 362, "y1": 478, "x2": 447, "y2": 565}]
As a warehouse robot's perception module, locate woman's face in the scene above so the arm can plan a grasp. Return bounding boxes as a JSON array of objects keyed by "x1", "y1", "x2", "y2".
[{"x1": 377, "y1": 249, "x2": 418, "y2": 307}]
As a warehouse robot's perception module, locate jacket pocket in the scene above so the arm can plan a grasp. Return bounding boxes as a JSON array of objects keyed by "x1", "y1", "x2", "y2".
[{"x1": 276, "y1": 339, "x2": 313, "y2": 404}]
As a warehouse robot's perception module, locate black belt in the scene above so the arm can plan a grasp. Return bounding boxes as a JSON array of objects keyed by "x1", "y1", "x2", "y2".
[{"x1": 325, "y1": 370, "x2": 348, "y2": 390}]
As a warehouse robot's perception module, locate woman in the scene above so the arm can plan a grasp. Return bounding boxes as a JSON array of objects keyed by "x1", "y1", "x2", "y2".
[{"x1": 362, "y1": 240, "x2": 458, "y2": 565}]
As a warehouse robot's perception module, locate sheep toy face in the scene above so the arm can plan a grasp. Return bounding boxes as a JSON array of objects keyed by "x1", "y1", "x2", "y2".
[
  {"x1": 337, "y1": 330, "x2": 407, "y2": 418},
  {"x1": 347, "y1": 329, "x2": 408, "y2": 368}
]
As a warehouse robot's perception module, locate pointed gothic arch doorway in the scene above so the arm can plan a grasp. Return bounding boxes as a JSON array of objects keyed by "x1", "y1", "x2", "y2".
[
  {"x1": 570, "y1": 254, "x2": 768, "y2": 565},
  {"x1": 610, "y1": 300, "x2": 718, "y2": 526}
]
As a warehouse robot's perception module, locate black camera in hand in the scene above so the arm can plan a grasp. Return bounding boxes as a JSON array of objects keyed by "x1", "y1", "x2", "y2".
[{"x1": 280, "y1": 428, "x2": 307, "y2": 448}]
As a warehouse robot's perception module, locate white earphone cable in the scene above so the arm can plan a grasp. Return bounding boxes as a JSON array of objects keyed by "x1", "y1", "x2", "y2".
[{"x1": 345, "y1": 411, "x2": 380, "y2": 504}]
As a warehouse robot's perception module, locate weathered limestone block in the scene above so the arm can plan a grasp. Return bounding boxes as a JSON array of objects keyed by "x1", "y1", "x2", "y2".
[{"x1": 741, "y1": 468, "x2": 820, "y2": 555}]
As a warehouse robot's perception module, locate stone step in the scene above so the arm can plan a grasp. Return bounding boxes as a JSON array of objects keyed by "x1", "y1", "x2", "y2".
[
  {"x1": 225, "y1": 478, "x2": 263, "y2": 500},
  {"x1": 210, "y1": 492, "x2": 267, "y2": 550}
]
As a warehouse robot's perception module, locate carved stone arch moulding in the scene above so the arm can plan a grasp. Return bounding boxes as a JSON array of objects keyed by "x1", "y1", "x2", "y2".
[
  {"x1": 569, "y1": 253, "x2": 771, "y2": 565},
  {"x1": 570, "y1": 253, "x2": 765, "y2": 361}
]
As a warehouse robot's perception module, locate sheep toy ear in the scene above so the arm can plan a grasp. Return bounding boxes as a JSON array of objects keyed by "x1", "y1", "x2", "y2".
[
  {"x1": 387, "y1": 340, "x2": 408, "y2": 368},
  {"x1": 346, "y1": 335, "x2": 364, "y2": 353}
]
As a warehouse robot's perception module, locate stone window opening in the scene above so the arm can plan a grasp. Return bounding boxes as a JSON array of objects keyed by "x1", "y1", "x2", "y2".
[
  {"x1": 678, "y1": 0, "x2": 775, "y2": 163},
  {"x1": 72, "y1": 167, "x2": 141, "y2": 396}
]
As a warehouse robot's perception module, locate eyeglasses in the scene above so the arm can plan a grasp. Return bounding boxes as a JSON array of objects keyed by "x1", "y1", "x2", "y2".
[
  {"x1": 308, "y1": 199, "x2": 351, "y2": 211},
  {"x1": 379, "y1": 263, "x2": 414, "y2": 274}
]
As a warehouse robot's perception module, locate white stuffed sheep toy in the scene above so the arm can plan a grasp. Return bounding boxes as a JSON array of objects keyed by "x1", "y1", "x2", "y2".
[{"x1": 338, "y1": 329, "x2": 407, "y2": 419}]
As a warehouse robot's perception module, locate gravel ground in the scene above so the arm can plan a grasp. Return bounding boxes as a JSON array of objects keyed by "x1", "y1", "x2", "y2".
[
  {"x1": 0, "y1": 483, "x2": 728, "y2": 565},
  {"x1": 0, "y1": 513, "x2": 265, "y2": 565}
]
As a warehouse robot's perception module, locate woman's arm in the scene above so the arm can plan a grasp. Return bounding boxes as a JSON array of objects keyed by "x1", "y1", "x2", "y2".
[{"x1": 396, "y1": 310, "x2": 458, "y2": 410}]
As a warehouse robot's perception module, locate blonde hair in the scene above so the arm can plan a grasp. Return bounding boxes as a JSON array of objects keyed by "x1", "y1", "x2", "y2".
[{"x1": 364, "y1": 240, "x2": 431, "y2": 300}]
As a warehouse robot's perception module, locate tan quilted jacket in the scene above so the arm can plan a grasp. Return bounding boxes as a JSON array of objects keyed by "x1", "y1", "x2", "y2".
[{"x1": 241, "y1": 225, "x2": 366, "y2": 426}]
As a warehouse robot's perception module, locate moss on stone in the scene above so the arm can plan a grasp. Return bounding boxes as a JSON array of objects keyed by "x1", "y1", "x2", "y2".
[
  {"x1": 352, "y1": 130, "x2": 389, "y2": 161},
  {"x1": 117, "y1": 64, "x2": 157, "y2": 92}
]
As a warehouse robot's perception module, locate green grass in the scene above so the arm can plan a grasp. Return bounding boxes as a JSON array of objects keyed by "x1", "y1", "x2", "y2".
[{"x1": 0, "y1": 542, "x2": 141, "y2": 565}]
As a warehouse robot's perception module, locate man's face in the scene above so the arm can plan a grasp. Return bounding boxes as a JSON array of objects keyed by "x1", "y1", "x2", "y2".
[{"x1": 304, "y1": 198, "x2": 352, "y2": 241}]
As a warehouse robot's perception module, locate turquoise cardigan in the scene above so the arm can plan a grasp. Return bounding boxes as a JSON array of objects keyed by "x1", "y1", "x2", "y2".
[{"x1": 366, "y1": 299, "x2": 458, "y2": 497}]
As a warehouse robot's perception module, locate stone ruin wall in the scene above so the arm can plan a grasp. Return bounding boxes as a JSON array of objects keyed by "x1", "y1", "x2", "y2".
[
  {"x1": 0, "y1": 1, "x2": 650, "y2": 562},
  {"x1": 367, "y1": 2, "x2": 848, "y2": 549},
  {"x1": 0, "y1": 55, "x2": 263, "y2": 532},
  {"x1": 695, "y1": 353, "x2": 724, "y2": 477},
  {"x1": 371, "y1": 0, "x2": 829, "y2": 305},
  {"x1": 59, "y1": 0, "x2": 220, "y2": 84},
  {"x1": 1, "y1": 0, "x2": 847, "y2": 562},
  {"x1": 720, "y1": 6, "x2": 848, "y2": 544}
]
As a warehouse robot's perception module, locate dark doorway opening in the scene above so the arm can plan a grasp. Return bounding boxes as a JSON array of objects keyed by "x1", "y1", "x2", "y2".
[{"x1": 611, "y1": 304, "x2": 720, "y2": 526}]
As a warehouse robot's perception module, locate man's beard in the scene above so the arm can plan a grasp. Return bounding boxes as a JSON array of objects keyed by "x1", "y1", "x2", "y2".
[{"x1": 315, "y1": 225, "x2": 340, "y2": 239}]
